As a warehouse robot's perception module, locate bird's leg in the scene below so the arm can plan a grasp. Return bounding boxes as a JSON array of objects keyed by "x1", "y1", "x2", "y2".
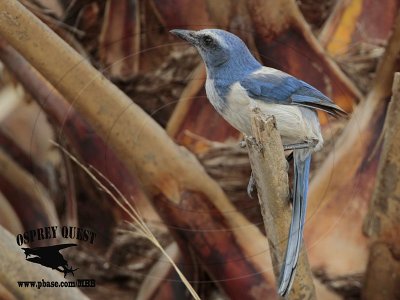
[
  {"x1": 247, "y1": 172, "x2": 257, "y2": 198},
  {"x1": 283, "y1": 139, "x2": 318, "y2": 151},
  {"x1": 240, "y1": 135, "x2": 258, "y2": 197}
]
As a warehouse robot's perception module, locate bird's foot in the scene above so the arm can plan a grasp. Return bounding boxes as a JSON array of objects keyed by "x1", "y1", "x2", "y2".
[
  {"x1": 247, "y1": 172, "x2": 257, "y2": 198},
  {"x1": 283, "y1": 139, "x2": 318, "y2": 151},
  {"x1": 240, "y1": 135, "x2": 258, "y2": 148}
]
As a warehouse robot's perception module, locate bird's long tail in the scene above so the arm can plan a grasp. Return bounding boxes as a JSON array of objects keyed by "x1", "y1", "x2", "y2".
[{"x1": 278, "y1": 149, "x2": 311, "y2": 297}]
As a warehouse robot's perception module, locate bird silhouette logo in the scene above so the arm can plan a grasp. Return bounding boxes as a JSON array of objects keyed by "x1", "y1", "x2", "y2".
[{"x1": 22, "y1": 243, "x2": 78, "y2": 277}]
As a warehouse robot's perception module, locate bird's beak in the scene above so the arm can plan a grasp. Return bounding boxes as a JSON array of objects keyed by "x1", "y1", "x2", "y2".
[{"x1": 170, "y1": 29, "x2": 198, "y2": 45}]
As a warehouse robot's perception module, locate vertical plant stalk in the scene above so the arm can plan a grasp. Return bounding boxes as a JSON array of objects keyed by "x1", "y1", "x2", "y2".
[
  {"x1": 362, "y1": 72, "x2": 400, "y2": 299},
  {"x1": 245, "y1": 109, "x2": 316, "y2": 299}
]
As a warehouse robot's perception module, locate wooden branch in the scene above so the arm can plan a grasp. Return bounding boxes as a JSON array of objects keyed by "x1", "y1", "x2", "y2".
[
  {"x1": 0, "y1": 0, "x2": 189, "y2": 202},
  {"x1": 362, "y1": 72, "x2": 400, "y2": 299},
  {"x1": 0, "y1": 226, "x2": 88, "y2": 300},
  {"x1": 245, "y1": 109, "x2": 316, "y2": 299}
]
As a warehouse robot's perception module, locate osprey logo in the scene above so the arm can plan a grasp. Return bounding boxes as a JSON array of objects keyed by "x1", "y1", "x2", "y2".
[
  {"x1": 22, "y1": 244, "x2": 78, "y2": 278},
  {"x1": 16, "y1": 226, "x2": 96, "y2": 278}
]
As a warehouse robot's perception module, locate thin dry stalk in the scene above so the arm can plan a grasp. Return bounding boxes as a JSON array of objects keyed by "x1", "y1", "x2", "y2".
[{"x1": 53, "y1": 141, "x2": 201, "y2": 300}]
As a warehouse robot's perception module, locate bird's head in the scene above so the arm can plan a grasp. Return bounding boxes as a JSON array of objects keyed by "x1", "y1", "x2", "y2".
[{"x1": 170, "y1": 29, "x2": 260, "y2": 73}]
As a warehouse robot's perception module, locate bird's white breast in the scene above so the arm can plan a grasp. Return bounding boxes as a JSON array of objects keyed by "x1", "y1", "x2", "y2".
[
  {"x1": 219, "y1": 82, "x2": 323, "y2": 149},
  {"x1": 206, "y1": 79, "x2": 252, "y2": 134},
  {"x1": 205, "y1": 79, "x2": 225, "y2": 114}
]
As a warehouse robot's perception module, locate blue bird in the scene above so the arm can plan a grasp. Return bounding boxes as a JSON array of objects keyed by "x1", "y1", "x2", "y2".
[{"x1": 170, "y1": 28, "x2": 347, "y2": 296}]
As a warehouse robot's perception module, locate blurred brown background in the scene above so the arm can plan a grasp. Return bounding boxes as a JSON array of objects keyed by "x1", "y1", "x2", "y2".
[{"x1": 0, "y1": 0, "x2": 399, "y2": 299}]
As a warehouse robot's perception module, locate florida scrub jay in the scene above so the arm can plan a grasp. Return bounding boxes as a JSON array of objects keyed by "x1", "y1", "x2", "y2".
[{"x1": 170, "y1": 28, "x2": 346, "y2": 297}]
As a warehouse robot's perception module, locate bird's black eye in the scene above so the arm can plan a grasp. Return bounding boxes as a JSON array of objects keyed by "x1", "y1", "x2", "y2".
[{"x1": 202, "y1": 35, "x2": 213, "y2": 46}]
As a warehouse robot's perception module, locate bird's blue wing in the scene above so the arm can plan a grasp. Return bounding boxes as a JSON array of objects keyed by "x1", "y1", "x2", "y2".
[{"x1": 240, "y1": 69, "x2": 347, "y2": 117}]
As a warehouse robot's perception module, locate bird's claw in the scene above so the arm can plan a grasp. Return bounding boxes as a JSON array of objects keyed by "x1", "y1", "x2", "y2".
[
  {"x1": 247, "y1": 173, "x2": 256, "y2": 198},
  {"x1": 283, "y1": 139, "x2": 318, "y2": 151}
]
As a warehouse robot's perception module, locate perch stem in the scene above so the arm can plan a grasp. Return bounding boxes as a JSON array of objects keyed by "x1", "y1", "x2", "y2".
[{"x1": 245, "y1": 109, "x2": 316, "y2": 299}]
